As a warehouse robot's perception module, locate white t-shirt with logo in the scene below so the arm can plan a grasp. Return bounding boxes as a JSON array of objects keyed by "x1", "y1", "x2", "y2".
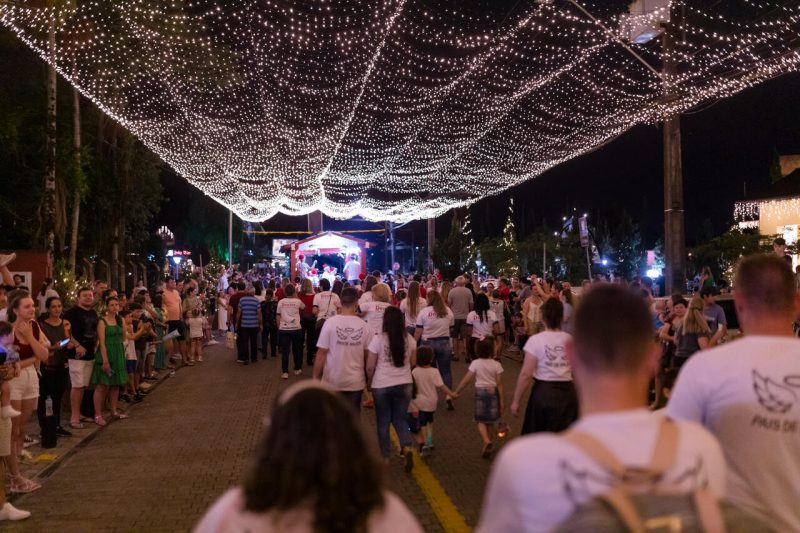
[
  {"x1": 399, "y1": 298, "x2": 424, "y2": 329},
  {"x1": 312, "y1": 291, "x2": 341, "y2": 321},
  {"x1": 315, "y1": 314, "x2": 373, "y2": 392},
  {"x1": 477, "y1": 409, "x2": 727, "y2": 533},
  {"x1": 368, "y1": 333, "x2": 414, "y2": 389},
  {"x1": 466, "y1": 310, "x2": 498, "y2": 339},
  {"x1": 360, "y1": 301, "x2": 393, "y2": 336},
  {"x1": 359, "y1": 291, "x2": 374, "y2": 305},
  {"x1": 415, "y1": 306, "x2": 454, "y2": 340},
  {"x1": 468, "y1": 358, "x2": 504, "y2": 389},
  {"x1": 412, "y1": 366, "x2": 444, "y2": 412},
  {"x1": 522, "y1": 330, "x2": 573, "y2": 381},
  {"x1": 276, "y1": 298, "x2": 305, "y2": 331},
  {"x1": 668, "y1": 335, "x2": 800, "y2": 532}
]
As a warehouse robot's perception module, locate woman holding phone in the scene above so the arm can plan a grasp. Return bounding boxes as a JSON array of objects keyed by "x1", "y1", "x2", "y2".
[{"x1": 37, "y1": 296, "x2": 73, "y2": 437}]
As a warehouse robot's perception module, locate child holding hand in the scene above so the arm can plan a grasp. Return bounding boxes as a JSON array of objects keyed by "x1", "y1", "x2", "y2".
[
  {"x1": 453, "y1": 339, "x2": 504, "y2": 458},
  {"x1": 411, "y1": 346, "x2": 456, "y2": 455}
]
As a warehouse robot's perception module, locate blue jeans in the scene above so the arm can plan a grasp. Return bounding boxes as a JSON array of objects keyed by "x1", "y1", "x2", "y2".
[
  {"x1": 422, "y1": 337, "x2": 452, "y2": 389},
  {"x1": 278, "y1": 329, "x2": 303, "y2": 373},
  {"x1": 372, "y1": 383, "x2": 413, "y2": 457}
]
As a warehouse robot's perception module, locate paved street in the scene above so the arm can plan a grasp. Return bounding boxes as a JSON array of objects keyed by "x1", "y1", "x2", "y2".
[{"x1": 6, "y1": 341, "x2": 527, "y2": 532}]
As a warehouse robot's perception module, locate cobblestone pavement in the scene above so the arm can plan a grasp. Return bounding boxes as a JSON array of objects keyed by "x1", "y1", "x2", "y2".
[{"x1": 5, "y1": 341, "x2": 527, "y2": 532}]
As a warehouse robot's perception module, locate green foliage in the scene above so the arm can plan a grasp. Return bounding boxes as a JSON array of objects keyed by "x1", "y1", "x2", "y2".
[
  {"x1": 432, "y1": 212, "x2": 468, "y2": 279},
  {"x1": 690, "y1": 228, "x2": 772, "y2": 282},
  {"x1": 610, "y1": 211, "x2": 645, "y2": 280},
  {"x1": 53, "y1": 258, "x2": 89, "y2": 308}
]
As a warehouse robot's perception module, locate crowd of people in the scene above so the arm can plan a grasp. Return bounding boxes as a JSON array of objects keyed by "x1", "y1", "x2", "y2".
[
  {"x1": 0, "y1": 247, "x2": 797, "y2": 531},
  {"x1": 199, "y1": 251, "x2": 799, "y2": 532}
]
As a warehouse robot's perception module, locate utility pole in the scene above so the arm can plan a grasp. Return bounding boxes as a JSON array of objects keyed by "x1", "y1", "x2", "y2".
[
  {"x1": 228, "y1": 209, "x2": 233, "y2": 269},
  {"x1": 662, "y1": 8, "x2": 685, "y2": 295}
]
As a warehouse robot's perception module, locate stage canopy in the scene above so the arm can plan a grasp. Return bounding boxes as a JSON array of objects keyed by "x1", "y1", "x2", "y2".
[{"x1": 2, "y1": 1, "x2": 799, "y2": 222}]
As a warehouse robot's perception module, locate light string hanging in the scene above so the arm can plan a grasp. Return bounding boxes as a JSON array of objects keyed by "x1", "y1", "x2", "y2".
[{"x1": 1, "y1": 0, "x2": 799, "y2": 222}]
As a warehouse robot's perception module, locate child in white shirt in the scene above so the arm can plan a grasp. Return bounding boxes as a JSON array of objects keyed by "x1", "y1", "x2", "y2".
[
  {"x1": 0, "y1": 322, "x2": 21, "y2": 418},
  {"x1": 411, "y1": 346, "x2": 456, "y2": 454},
  {"x1": 454, "y1": 339, "x2": 504, "y2": 458}
]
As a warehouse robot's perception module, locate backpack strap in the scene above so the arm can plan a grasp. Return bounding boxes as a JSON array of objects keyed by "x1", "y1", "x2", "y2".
[
  {"x1": 601, "y1": 487, "x2": 647, "y2": 533},
  {"x1": 561, "y1": 429, "x2": 627, "y2": 478}
]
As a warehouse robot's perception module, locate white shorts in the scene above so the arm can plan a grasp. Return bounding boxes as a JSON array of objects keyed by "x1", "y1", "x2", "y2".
[
  {"x1": 68, "y1": 359, "x2": 94, "y2": 389},
  {"x1": 9, "y1": 365, "x2": 39, "y2": 402}
]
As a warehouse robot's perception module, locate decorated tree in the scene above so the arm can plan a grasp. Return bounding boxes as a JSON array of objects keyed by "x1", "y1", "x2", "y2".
[
  {"x1": 461, "y1": 210, "x2": 477, "y2": 272},
  {"x1": 497, "y1": 199, "x2": 520, "y2": 276}
]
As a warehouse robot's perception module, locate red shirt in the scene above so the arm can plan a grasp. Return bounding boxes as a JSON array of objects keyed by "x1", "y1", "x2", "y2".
[
  {"x1": 299, "y1": 293, "x2": 315, "y2": 317},
  {"x1": 13, "y1": 320, "x2": 42, "y2": 361},
  {"x1": 499, "y1": 287, "x2": 510, "y2": 301},
  {"x1": 419, "y1": 286, "x2": 427, "y2": 298},
  {"x1": 275, "y1": 288, "x2": 284, "y2": 301}
]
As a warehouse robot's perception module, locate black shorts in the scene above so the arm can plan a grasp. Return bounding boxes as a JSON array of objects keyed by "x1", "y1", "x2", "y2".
[
  {"x1": 418, "y1": 410, "x2": 434, "y2": 427},
  {"x1": 167, "y1": 320, "x2": 185, "y2": 341},
  {"x1": 406, "y1": 412, "x2": 421, "y2": 434},
  {"x1": 451, "y1": 319, "x2": 467, "y2": 338}
]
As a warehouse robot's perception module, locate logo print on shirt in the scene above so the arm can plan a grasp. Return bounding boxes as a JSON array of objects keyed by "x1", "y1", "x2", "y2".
[
  {"x1": 335, "y1": 327, "x2": 364, "y2": 342},
  {"x1": 544, "y1": 345, "x2": 568, "y2": 368},
  {"x1": 752, "y1": 370, "x2": 798, "y2": 414}
]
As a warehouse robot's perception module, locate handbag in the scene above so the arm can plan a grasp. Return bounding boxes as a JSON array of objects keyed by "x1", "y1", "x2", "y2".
[
  {"x1": 315, "y1": 293, "x2": 334, "y2": 334},
  {"x1": 225, "y1": 331, "x2": 237, "y2": 349}
]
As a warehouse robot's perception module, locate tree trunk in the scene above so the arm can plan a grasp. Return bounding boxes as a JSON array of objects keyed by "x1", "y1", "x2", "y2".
[
  {"x1": 69, "y1": 86, "x2": 81, "y2": 271},
  {"x1": 41, "y1": 16, "x2": 57, "y2": 252}
]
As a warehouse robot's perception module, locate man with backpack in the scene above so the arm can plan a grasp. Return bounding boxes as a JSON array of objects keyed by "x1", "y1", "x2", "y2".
[
  {"x1": 477, "y1": 284, "x2": 726, "y2": 532},
  {"x1": 669, "y1": 254, "x2": 800, "y2": 532}
]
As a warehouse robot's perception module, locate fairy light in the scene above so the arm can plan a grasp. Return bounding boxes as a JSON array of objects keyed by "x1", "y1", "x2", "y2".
[{"x1": 2, "y1": 0, "x2": 799, "y2": 223}]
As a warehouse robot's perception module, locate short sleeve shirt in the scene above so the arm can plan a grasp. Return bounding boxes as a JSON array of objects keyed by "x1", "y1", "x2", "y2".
[
  {"x1": 360, "y1": 301, "x2": 393, "y2": 336},
  {"x1": 162, "y1": 289, "x2": 182, "y2": 321},
  {"x1": 316, "y1": 314, "x2": 373, "y2": 391},
  {"x1": 368, "y1": 333, "x2": 414, "y2": 389},
  {"x1": 447, "y1": 286, "x2": 474, "y2": 320},
  {"x1": 415, "y1": 306, "x2": 454, "y2": 339},
  {"x1": 276, "y1": 298, "x2": 305, "y2": 330},
  {"x1": 312, "y1": 291, "x2": 341, "y2": 321},
  {"x1": 703, "y1": 303, "x2": 727, "y2": 332},
  {"x1": 466, "y1": 310, "x2": 498, "y2": 339},
  {"x1": 412, "y1": 366, "x2": 444, "y2": 412},
  {"x1": 468, "y1": 358, "x2": 503, "y2": 389},
  {"x1": 522, "y1": 330, "x2": 573, "y2": 381}
]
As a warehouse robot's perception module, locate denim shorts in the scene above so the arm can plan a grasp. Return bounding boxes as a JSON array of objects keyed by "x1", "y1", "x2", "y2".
[{"x1": 474, "y1": 387, "x2": 499, "y2": 423}]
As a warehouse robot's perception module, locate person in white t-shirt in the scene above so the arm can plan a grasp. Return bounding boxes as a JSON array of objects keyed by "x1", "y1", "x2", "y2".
[
  {"x1": 366, "y1": 307, "x2": 416, "y2": 470},
  {"x1": 313, "y1": 288, "x2": 373, "y2": 413},
  {"x1": 359, "y1": 283, "x2": 393, "y2": 335},
  {"x1": 465, "y1": 293, "x2": 499, "y2": 360},
  {"x1": 195, "y1": 380, "x2": 422, "y2": 533},
  {"x1": 312, "y1": 278, "x2": 341, "y2": 323},
  {"x1": 414, "y1": 291, "x2": 456, "y2": 410},
  {"x1": 344, "y1": 255, "x2": 361, "y2": 285},
  {"x1": 276, "y1": 284, "x2": 305, "y2": 379},
  {"x1": 668, "y1": 254, "x2": 800, "y2": 532},
  {"x1": 410, "y1": 346, "x2": 456, "y2": 454},
  {"x1": 453, "y1": 339, "x2": 504, "y2": 458},
  {"x1": 399, "y1": 281, "x2": 424, "y2": 336},
  {"x1": 477, "y1": 284, "x2": 726, "y2": 533},
  {"x1": 359, "y1": 276, "x2": 378, "y2": 306},
  {"x1": 512, "y1": 297, "x2": 577, "y2": 435}
]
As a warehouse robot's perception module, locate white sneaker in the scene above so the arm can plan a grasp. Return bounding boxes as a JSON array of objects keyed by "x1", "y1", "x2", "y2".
[
  {"x1": 281, "y1": 373, "x2": 289, "y2": 379},
  {"x1": 0, "y1": 253, "x2": 16, "y2": 269},
  {"x1": 293, "y1": 369, "x2": 302, "y2": 376},
  {"x1": 0, "y1": 502, "x2": 30, "y2": 521},
  {"x1": 0, "y1": 405, "x2": 20, "y2": 418},
  {"x1": 207, "y1": 339, "x2": 219, "y2": 345}
]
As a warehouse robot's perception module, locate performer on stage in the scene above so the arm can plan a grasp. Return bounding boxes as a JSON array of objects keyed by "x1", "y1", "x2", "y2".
[
  {"x1": 344, "y1": 254, "x2": 361, "y2": 285},
  {"x1": 321, "y1": 264, "x2": 337, "y2": 286},
  {"x1": 296, "y1": 253, "x2": 310, "y2": 279}
]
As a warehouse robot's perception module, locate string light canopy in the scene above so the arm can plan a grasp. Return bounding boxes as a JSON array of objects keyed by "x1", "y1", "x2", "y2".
[{"x1": 2, "y1": 0, "x2": 800, "y2": 222}]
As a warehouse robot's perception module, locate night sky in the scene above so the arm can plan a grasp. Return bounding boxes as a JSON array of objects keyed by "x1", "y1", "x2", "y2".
[{"x1": 159, "y1": 71, "x2": 800, "y2": 249}]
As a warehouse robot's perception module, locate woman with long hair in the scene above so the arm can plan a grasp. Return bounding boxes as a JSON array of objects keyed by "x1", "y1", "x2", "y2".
[
  {"x1": 6, "y1": 292, "x2": 48, "y2": 493},
  {"x1": 400, "y1": 281, "x2": 423, "y2": 337},
  {"x1": 466, "y1": 293, "x2": 499, "y2": 361},
  {"x1": 367, "y1": 307, "x2": 416, "y2": 470},
  {"x1": 91, "y1": 297, "x2": 129, "y2": 426},
  {"x1": 195, "y1": 381, "x2": 422, "y2": 533},
  {"x1": 331, "y1": 279, "x2": 344, "y2": 297},
  {"x1": 440, "y1": 280, "x2": 451, "y2": 304},
  {"x1": 511, "y1": 298, "x2": 578, "y2": 434},
  {"x1": 298, "y1": 278, "x2": 317, "y2": 367},
  {"x1": 414, "y1": 290, "x2": 456, "y2": 410},
  {"x1": 37, "y1": 296, "x2": 73, "y2": 438},
  {"x1": 673, "y1": 296, "x2": 710, "y2": 368},
  {"x1": 360, "y1": 283, "x2": 393, "y2": 336}
]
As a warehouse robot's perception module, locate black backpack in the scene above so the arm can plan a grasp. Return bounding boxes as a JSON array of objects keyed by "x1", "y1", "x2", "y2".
[{"x1": 554, "y1": 419, "x2": 774, "y2": 533}]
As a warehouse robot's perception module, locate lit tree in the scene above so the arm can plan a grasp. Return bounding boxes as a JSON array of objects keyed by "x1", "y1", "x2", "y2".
[
  {"x1": 461, "y1": 210, "x2": 477, "y2": 272},
  {"x1": 498, "y1": 199, "x2": 520, "y2": 276}
]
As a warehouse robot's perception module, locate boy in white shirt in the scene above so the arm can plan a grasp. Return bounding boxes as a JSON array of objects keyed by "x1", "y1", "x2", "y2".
[
  {"x1": 477, "y1": 284, "x2": 726, "y2": 533},
  {"x1": 411, "y1": 346, "x2": 456, "y2": 454},
  {"x1": 669, "y1": 254, "x2": 800, "y2": 532}
]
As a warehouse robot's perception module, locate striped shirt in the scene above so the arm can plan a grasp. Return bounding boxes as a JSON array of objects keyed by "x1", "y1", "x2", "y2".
[{"x1": 238, "y1": 296, "x2": 261, "y2": 328}]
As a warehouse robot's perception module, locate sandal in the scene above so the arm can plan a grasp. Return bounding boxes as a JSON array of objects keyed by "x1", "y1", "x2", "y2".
[
  {"x1": 94, "y1": 416, "x2": 107, "y2": 427},
  {"x1": 112, "y1": 412, "x2": 129, "y2": 420},
  {"x1": 481, "y1": 441, "x2": 493, "y2": 459},
  {"x1": 9, "y1": 476, "x2": 40, "y2": 494}
]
